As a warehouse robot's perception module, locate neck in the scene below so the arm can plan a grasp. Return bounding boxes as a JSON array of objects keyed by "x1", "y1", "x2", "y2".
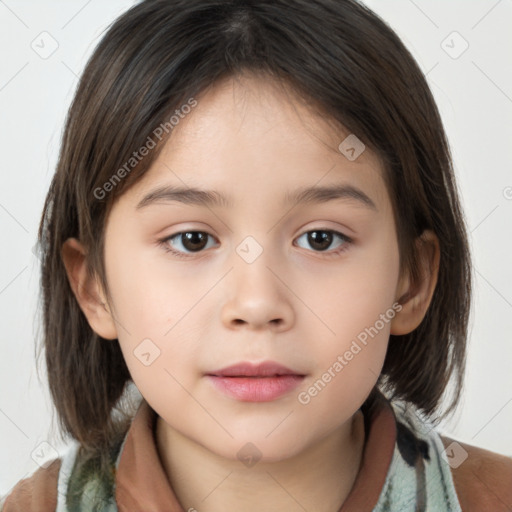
[{"x1": 155, "y1": 410, "x2": 365, "y2": 512}]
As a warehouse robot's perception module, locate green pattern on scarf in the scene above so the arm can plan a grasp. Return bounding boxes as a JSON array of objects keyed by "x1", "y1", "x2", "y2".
[{"x1": 65, "y1": 436, "x2": 125, "y2": 512}]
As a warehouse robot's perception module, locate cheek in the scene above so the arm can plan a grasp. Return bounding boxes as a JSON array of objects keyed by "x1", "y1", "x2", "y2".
[
  {"x1": 104, "y1": 243, "x2": 207, "y2": 393},
  {"x1": 106, "y1": 239, "x2": 205, "y2": 331},
  {"x1": 298, "y1": 297, "x2": 394, "y2": 424},
  {"x1": 315, "y1": 234, "x2": 399, "y2": 336},
  {"x1": 304, "y1": 235, "x2": 399, "y2": 393}
]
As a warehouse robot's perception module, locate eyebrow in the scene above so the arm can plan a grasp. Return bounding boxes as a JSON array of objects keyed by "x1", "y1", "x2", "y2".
[{"x1": 135, "y1": 183, "x2": 377, "y2": 211}]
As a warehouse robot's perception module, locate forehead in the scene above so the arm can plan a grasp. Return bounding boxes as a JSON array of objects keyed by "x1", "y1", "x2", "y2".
[{"x1": 122, "y1": 74, "x2": 391, "y2": 215}]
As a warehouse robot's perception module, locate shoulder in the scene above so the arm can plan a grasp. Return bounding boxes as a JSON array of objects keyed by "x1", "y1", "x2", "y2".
[
  {"x1": 441, "y1": 435, "x2": 512, "y2": 512},
  {"x1": 0, "y1": 458, "x2": 61, "y2": 512},
  {"x1": 1, "y1": 440, "x2": 83, "y2": 512},
  {"x1": 388, "y1": 399, "x2": 512, "y2": 511}
]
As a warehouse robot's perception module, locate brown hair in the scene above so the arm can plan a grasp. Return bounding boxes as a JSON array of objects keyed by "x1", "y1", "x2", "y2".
[{"x1": 36, "y1": 0, "x2": 472, "y2": 475}]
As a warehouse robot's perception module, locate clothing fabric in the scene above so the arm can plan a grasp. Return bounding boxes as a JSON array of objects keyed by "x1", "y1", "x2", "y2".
[{"x1": 1, "y1": 393, "x2": 511, "y2": 511}]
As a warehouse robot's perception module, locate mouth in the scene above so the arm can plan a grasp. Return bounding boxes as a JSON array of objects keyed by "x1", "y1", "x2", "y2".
[{"x1": 205, "y1": 361, "x2": 306, "y2": 402}]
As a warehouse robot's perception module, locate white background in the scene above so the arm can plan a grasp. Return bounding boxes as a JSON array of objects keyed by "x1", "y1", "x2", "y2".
[{"x1": 1, "y1": 0, "x2": 511, "y2": 498}]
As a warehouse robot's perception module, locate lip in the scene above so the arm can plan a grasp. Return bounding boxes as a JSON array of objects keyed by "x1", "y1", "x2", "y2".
[
  {"x1": 206, "y1": 361, "x2": 304, "y2": 377},
  {"x1": 205, "y1": 361, "x2": 306, "y2": 402}
]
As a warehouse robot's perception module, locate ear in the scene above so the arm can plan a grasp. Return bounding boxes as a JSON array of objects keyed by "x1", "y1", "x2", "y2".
[
  {"x1": 61, "y1": 237, "x2": 118, "y2": 340},
  {"x1": 390, "y1": 230, "x2": 440, "y2": 335}
]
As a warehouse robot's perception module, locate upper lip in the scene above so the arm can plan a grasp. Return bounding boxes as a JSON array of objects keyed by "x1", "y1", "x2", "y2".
[{"x1": 206, "y1": 361, "x2": 305, "y2": 377}]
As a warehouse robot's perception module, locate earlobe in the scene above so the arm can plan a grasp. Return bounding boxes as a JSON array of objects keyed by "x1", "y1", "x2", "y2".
[
  {"x1": 61, "y1": 237, "x2": 118, "y2": 340},
  {"x1": 390, "y1": 230, "x2": 440, "y2": 336}
]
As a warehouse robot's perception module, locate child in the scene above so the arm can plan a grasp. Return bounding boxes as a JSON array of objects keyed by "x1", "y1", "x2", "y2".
[{"x1": 2, "y1": 0, "x2": 511, "y2": 510}]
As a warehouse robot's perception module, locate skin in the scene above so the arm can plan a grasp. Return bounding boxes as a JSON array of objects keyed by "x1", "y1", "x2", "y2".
[{"x1": 62, "y1": 74, "x2": 439, "y2": 512}]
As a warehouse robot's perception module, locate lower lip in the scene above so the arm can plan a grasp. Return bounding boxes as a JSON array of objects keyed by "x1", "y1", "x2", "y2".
[{"x1": 206, "y1": 375, "x2": 305, "y2": 402}]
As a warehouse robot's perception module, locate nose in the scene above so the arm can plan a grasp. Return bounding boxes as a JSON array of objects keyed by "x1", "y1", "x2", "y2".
[{"x1": 220, "y1": 251, "x2": 295, "y2": 332}]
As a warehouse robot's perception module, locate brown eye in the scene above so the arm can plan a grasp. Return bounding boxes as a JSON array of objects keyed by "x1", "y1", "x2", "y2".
[
  {"x1": 163, "y1": 231, "x2": 216, "y2": 255},
  {"x1": 307, "y1": 230, "x2": 333, "y2": 251},
  {"x1": 295, "y1": 229, "x2": 352, "y2": 255},
  {"x1": 180, "y1": 232, "x2": 209, "y2": 251}
]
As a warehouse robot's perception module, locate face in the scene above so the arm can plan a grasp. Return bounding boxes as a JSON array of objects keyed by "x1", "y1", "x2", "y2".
[{"x1": 101, "y1": 75, "x2": 402, "y2": 461}]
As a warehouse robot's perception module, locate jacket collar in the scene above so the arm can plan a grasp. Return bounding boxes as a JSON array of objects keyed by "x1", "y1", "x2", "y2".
[{"x1": 115, "y1": 394, "x2": 396, "y2": 511}]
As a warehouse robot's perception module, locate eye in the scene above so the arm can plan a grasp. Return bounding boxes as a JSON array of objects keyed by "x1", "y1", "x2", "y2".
[
  {"x1": 294, "y1": 229, "x2": 352, "y2": 255},
  {"x1": 160, "y1": 231, "x2": 217, "y2": 257}
]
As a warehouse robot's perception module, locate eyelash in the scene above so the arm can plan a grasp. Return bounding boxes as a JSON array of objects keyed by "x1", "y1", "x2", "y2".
[{"x1": 157, "y1": 229, "x2": 353, "y2": 259}]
